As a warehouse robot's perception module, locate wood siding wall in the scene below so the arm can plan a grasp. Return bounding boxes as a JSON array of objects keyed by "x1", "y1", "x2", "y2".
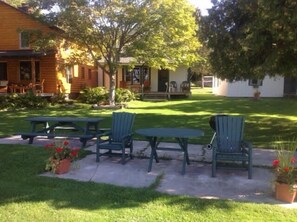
[
  {"x1": 0, "y1": 2, "x2": 98, "y2": 95},
  {"x1": 0, "y1": 2, "x2": 52, "y2": 50},
  {"x1": 60, "y1": 64, "x2": 98, "y2": 95}
]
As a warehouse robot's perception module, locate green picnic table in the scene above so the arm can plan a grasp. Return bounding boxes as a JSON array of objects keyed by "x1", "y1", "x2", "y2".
[
  {"x1": 16, "y1": 116, "x2": 104, "y2": 147},
  {"x1": 136, "y1": 127, "x2": 204, "y2": 175}
]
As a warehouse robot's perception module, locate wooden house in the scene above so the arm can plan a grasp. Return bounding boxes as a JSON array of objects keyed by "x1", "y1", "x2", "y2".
[{"x1": 0, "y1": 1, "x2": 97, "y2": 97}]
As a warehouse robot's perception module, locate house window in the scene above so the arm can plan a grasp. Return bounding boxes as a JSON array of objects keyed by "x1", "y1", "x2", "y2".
[
  {"x1": 20, "y1": 61, "x2": 31, "y2": 80},
  {"x1": 125, "y1": 66, "x2": 150, "y2": 85},
  {"x1": 248, "y1": 79, "x2": 263, "y2": 87},
  {"x1": 88, "y1": 69, "x2": 92, "y2": 80},
  {"x1": 19, "y1": 61, "x2": 40, "y2": 81},
  {"x1": 20, "y1": 32, "x2": 30, "y2": 49},
  {"x1": 81, "y1": 67, "x2": 85, "y2": 79},
  {"x1": 0, "y1": 63, "x2": 7, "y2": 80},
  {"x1": 65, "y1": 66, "x2": 73, "y2": 83}
]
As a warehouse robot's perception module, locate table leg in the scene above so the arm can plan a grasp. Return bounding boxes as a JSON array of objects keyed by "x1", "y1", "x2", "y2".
[
  {"x1": 80, "y1": 138, "x2": 87, "y2": 148},
  {"x1": 176, "y1": 138, "x2": 189, "y2": 175},
  {"x1": 148, "y1": 136, "x2": 159, "y2": 172},
  {"x1": 28, "y1": 136, "x2": 34, "y2": 144},
  {"x1": 86, "y1": 122, "x2": 99, "y2": 134}
]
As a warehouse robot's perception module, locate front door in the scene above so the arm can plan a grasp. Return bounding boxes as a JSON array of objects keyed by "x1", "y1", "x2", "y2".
[
  {"x1": 0, "y1": 63, "x2": 7, "y2": 80},
  {"x1": 284, "y1": 77, "x2": 297, "y2": 95},
  {"x1": 158, "y1": 69, "x2": 169, "y2": 92}
]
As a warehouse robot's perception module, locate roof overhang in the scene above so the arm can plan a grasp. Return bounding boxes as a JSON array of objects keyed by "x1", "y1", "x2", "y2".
[{"x1": 0, "y1": 50, "x2": 54, "y2": 58}]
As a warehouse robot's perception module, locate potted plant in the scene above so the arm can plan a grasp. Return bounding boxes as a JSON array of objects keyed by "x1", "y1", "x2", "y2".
[
  {"x1": 143, "y1": 81, "x2": 151, "y2": 92},
  {"x1": 45, "y1": 140, "x2": 80, "y2": 174},
  {"x1": 272, "y1": 138, "x2": 297, "y2": 203},
  {"x1": 253, "y1": 90, "x2": 261, "y2": 100}
]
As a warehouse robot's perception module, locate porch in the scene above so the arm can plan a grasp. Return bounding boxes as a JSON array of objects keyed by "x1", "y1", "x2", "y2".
[
  {"x1": 120, "y1": 80, "x2": 191, "y2": 101},
  {"x1": 141, "y1": 91, "x2": 191, "y2": 101},
  {"x1": 0, "y1": 50, "x2": 55, "y2": 94}
]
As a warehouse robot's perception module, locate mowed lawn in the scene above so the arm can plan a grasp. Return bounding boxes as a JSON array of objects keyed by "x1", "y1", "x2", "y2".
[
  {"x1": 0, "y1": 89, "x2": 297, "y2": 221},
  {"x1": 0, "y1": 88, "x2": 296, "y2": 147}
]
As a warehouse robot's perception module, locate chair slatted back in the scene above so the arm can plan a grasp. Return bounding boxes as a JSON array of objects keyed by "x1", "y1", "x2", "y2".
[
  {"x1": 111, "y1": 112, "x2": 135, "y2": 142},
  {"x1": 215, "y1": 116, "x2": 244, "y2": 153}
]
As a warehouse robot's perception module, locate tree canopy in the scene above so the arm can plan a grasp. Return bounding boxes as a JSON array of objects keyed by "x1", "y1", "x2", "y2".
[
  {"x1": 27, "y1": 0, "x2": 201, "y2": 105},
  {"x1": 200, "y1": 0, "x2": 297, "y2": 80},
  {"x1": 3, "y1": 0, "x2": 24, "y2": 7}
]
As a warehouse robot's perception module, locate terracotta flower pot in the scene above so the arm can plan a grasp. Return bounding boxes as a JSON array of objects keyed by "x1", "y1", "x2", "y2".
[
  {"x1": 275, "y1": 182, "x2": 297, "y2": 203},
  {"x1": 55, "y1": 158, "x2": 71, "y2": 174}
]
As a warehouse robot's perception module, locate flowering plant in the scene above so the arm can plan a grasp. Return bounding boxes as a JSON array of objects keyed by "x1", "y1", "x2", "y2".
[
  {"x1": 272, "y1": 138, "x2": 297, "y2": 189},
  {"x1": 45, "y1": 140, "x2": 80, "y2": 173}
]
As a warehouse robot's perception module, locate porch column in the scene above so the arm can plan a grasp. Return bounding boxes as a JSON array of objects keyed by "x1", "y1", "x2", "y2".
[
  {"x1": 31, "y1": 58, "x2": 36, "y2": 93},
  {"x1": 31, "y1": 58, "x2": 36, "y2": 84}
]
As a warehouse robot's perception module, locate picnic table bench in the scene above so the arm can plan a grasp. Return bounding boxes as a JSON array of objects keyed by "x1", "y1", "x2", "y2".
[{"x1": 16, "y1": 116, "x2": 104, "y2": 147}]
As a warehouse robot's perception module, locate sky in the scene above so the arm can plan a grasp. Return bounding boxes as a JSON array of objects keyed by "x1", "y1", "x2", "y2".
[{"x1": 188, "y1": 0, "x2": 213, "y2": 15}]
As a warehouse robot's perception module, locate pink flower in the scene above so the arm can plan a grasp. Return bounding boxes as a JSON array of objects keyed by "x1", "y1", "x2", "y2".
[
  {"x1": 272, "y1": 159, "x2": 280, "y2": 166},
  {"x1": 55, "y1": 147, "x2": 63, "y2": 153},
  {"x1": 283, "y1": 167, "x2": 289, "y2": 172},
  {"x1": 70, "y1": 151, "x2": 78, "y2": 157},
  {"x1": 63, "y1": 141, "x2": 69, "y2": 146},
  {"x1": 290, "y1": 157, "x2": 296, "y2": 164}
]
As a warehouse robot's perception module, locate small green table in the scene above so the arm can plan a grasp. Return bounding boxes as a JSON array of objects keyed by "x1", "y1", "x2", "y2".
[{"x1": 136, "y1": 128, "x2": 204, "y2": 175}]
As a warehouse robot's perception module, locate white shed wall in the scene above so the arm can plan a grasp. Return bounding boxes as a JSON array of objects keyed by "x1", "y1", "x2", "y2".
[{"x1": 213, "y1": 75, "x2": 284, "y2": 97}]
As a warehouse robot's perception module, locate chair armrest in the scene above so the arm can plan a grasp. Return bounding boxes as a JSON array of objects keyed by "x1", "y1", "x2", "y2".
[
  {"x1": 120, "y1": 133, "x2": 133, "y2": 142},
  {"x1": 97, "y1": 131, "x2": 111, "y2": 137},
  {"x1": 96, "y1": 131, "x2": 112, "y2": 145}
]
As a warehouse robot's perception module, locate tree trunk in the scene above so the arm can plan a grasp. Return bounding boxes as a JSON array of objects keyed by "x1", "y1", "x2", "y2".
[
  {"x1": 201, "y1": 74, "x2": 204, "y2": 89},
  {"x1": 109, "y1": 73, "x2": 116, "y2": 106}
]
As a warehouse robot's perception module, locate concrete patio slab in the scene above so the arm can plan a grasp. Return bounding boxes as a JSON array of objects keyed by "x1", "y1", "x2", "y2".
[{"x1": 1, "y1": 135, "x2": 296, "y2": 207}]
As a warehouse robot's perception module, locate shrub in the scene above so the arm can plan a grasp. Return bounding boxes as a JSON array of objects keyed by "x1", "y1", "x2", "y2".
[
  {"x1": 0, "y1": 92, "x2": 48, "y2": 110},
  {"x1": 115, "y1": 88, "x2": 135, "y2": 103},
  {"x1": 78, "y1": 87, "x2": 135, "y2": 104},
  {"x1": 78, "y1": 87, "x2": 108, "y2": 104}
]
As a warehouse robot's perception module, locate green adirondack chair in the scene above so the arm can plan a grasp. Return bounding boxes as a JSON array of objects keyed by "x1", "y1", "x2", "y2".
[
  {"x1": 96, "y1": 112, "x2": 136, "y2": 164},
  {"x1": 211, "y1": 115, "x2": 253, "y2": 179}
]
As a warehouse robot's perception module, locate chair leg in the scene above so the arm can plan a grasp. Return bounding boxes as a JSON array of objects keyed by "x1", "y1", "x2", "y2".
[
  {"x1": 121, "y1": 148, "x2": 126, "y2": 164},
  {"x1": 248, "y1": 156, "x2": 252, "y2": 179},
  {"x1": 96, "y1": 146, "x2": 100, "y2": 162},
  {"x1": 212, "y1": 159, "x2": 216, "y2": 177},
  {"x1": 130, "y1": 143, "x2": 133, "y2": 159},
  {"x1": 248, "y1": 164, "x2": 252, "y2": 179},
  {"x1": 248, "y1": 148, "x2": 253, "y2": 179}
]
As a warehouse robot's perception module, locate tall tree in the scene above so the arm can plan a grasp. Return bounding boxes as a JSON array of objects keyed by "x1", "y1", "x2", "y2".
[
  {"x1": 29, "y1": 0, "x2": 201, "y2": 105},
  {"x1": 200, "y1": 0, "x2": 297, "y2": 81},
  {"x1": 191, "y1": 8, "x2": 212, "y2": 87}
]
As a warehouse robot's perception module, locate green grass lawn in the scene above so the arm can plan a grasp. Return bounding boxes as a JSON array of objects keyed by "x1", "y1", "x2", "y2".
[
  {"x1": 0, "y1": 88, "x2": 296, "y2": 147},
  {"x1": 0, "y1": 90, "x2": 297, "y2": 221},
  {"x1": 0, "y1": 144, "x2": 297, "y2": 222}
]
